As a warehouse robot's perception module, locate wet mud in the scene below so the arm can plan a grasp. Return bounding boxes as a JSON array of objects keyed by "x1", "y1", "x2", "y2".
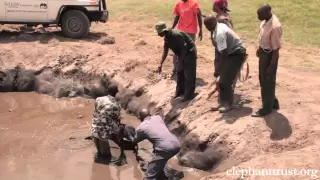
[
  {"x1": 0, "y1": 92, "x2": 208, "y2": 180},
  {"x1": 0, "y1": 66, "x2": 228, "y2": 173}
]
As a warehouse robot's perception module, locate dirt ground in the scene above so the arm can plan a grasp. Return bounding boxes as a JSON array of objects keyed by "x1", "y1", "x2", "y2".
[{"x1": 1, "y1": 20, "x2": 320, "y2": 180}]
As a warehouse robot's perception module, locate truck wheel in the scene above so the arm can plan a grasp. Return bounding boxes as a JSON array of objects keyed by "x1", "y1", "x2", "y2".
[{"x1": 61, "y1": 10, "x2": 90, "y2": 39}]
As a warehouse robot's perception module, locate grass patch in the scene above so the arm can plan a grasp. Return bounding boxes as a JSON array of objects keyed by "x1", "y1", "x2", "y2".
[{"x1": 108, "y1": 0, "x2": 320, "y2": 47}]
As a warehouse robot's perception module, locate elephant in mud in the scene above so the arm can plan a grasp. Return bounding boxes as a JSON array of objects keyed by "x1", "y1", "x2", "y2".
[
  {"x1": 0, "y1": 66, "x2": 115, "y2": 99},
  {"x1": 176, "y1": 134, "x2": 229, "y2": 171},
  {"x1": 0, "y1": 66, "x2": 47, "y2": 92}
]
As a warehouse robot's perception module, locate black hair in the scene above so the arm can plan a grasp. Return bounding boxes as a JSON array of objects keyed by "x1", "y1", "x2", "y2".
[{"x1": 108, "y1": 84, "x2": 118, "y2": 97}]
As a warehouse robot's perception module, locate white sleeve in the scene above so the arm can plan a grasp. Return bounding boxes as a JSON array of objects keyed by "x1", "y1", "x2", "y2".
[{"x1": 215, "y1": 31, "x2": 227, "y2": 52}]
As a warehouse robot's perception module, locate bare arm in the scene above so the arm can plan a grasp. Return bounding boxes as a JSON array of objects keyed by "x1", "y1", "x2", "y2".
[
  {"x1": 271, "y1": 49, "x2": 279, "y2": 66},
  {"x1": 160, "y1": 43, "x2": 169, "y2": 66},
  {"x1": 172, "y1": 16, "x2": 180, "y2": 29},
  {"x1": 197, "y1": 9, "x2": 203, "y2": 33}
]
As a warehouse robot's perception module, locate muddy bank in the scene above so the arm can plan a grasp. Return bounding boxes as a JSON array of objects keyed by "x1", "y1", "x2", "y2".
[
  {"x1": 0, "y1": 66, "x2": 224, "y2": 172},
  {"x1": 0, "y1": 92, "x2": 208, "y2": 180}
]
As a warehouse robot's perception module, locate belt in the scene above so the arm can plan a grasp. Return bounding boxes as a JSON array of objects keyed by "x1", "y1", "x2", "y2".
[{"x1": 259, "y1": 47, "x2": 273, "y2": 53}]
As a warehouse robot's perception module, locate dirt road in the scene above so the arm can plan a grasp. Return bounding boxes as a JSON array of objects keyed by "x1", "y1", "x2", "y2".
[{"x1": 0, "y1": 20, "x2": 320, "y2": 180}]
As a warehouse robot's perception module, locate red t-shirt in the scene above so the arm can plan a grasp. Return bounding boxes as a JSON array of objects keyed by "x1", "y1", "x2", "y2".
[{"x1": 173, "y1": 0, "x2": 199, "y2": 34}]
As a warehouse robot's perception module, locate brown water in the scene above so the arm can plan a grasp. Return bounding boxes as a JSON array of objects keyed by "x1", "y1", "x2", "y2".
[{"x1": 0, "y1": 92, "x2": 208, "y2": 180}]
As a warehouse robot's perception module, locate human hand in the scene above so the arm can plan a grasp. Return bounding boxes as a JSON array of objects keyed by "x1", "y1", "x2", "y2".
[
  {"x1": 156, "y1": 65, "x2": 162, "y2": 73},
  {"x1": 198, "y1": 30, "x2": 203, "y2": 41},
  {"x1": 256, "y1": 48, "x2": 260, "y2": 57}
]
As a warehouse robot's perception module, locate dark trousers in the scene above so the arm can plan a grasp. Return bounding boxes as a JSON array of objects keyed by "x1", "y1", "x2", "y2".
[
  {"x1": 145, "y1": 150, "x2": 179, "y2": 180},
  {"x1": 93, "y1": 137, "x2": 111, "y2": 156},
  {"x1": 173, "y1": 33, "x2": 196, "y2": 73},
  {"x1": 219, "y1": 48, "x2": 246, "y2": 106},
  {"x1": 258, "y1": 48, "x2": 279, "y2": 113},
  {"x1": 176, "y1": 51, "x2": 197, "y2": 100}
]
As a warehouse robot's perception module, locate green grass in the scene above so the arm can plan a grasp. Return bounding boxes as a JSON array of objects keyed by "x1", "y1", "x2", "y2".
[{"x1": 108, "y1": 0, "x2": 320, "y2": 47}]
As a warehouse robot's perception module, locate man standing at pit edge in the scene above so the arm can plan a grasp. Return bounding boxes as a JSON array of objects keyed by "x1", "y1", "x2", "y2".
[
  {"x1": 204, "y1": 15, "x2": 247, "y2": 113},
  {"x1": 251, "y1": 4, "x2": 282, "y2": 117},
  {"x1": 156, "y1": 22, "x2": 197, "y2": 102},
  {"x1": 171, "y1": 0, "x2": 202, "y2": 77}
]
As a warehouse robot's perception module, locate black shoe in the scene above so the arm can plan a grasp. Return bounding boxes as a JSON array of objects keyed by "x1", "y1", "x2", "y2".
[
  {"x1": 219, "y1": 105, "x2": 233, "y2": 113},
  {"x1": 181, "y1": 97, "x2": 193, "y2": 102},
  {"x1": 183, "y1": 93, "x2": 196, "y2": 102},
  {"x1": 172, "y1": 94, "x2": 184, "y2": 100},
  {"x1": 251, "y1": 109, "x2": 271, "y2": 117}
]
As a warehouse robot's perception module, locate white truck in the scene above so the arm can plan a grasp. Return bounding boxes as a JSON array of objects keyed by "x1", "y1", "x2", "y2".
[{"x1": 0, "y1": 0, "x2": 108, "y2": 38}]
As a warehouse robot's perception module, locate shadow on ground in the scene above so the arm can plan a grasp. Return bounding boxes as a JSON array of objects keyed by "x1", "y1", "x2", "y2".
[
  {"x1": 214, "y1": 94, "x2": 253, "y2": 124},
  {"x1": 196, "y1": 78, "x2": 208, "y2": 87},
  {"x1": 264, "y1": 111, "x2": 292, "y2": 140},
  {"x1": 0, "y1": 29, "x2": 115, "y2": 44},
  {"x1": 163, "y1": 92, "x2": 200, "y2": 126}
]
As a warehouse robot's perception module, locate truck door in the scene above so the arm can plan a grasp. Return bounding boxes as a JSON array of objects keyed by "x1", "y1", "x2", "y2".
[
  {"x1": 5, "y1": 0, "x2": 48, "y2": 22},
  {"x1": 0, "y1": 1, "x2": 5, "y2": 21}
]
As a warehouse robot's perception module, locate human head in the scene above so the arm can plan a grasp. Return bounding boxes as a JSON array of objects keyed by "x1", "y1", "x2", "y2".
[
  {"x1": 138, "y1": 108, "x2": 150, "y2": 121},
  {"x1": 257, "y1": 4, "x2": 272, "y2": 21},
  {"x1": 204, "y1": 15, "x2": 218, "y2": 32},
  {"x1": 107, "y1": 83, "x2": 118, "y2": 97},
  {"x1": 155, "y1": 21, "x2": 169, "y2": 37},
  {"x1": 213, "y1": 0, "x2": 229, "y2": 13}
]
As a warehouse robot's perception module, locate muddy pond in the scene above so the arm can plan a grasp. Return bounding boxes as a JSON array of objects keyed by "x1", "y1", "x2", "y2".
[{"x1": 0, "y1": 92, "x2": 208, "y2": 180}]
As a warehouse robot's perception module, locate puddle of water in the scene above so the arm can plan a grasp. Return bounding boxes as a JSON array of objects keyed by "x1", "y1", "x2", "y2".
[{"x1": 0, "y1": 92, "x2": 208, "y2": 180}]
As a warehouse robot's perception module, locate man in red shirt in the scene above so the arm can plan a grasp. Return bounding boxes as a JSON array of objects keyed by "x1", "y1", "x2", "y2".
[{"x1": 171, "y1": 0, "x2": 202, "y2": 77}]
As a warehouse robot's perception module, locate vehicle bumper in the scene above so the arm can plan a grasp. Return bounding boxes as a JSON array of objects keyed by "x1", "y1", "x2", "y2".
[{"x1": 87, "y1": 10, "x2": 108, "y2": 22}]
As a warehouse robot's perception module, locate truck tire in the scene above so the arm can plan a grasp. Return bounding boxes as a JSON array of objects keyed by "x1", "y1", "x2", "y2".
[{"x1": 61, "y1": 10, "x2": 90, "y2": 39}]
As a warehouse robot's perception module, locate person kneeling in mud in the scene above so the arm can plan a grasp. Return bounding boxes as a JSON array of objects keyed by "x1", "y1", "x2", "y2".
[
  {"x1": 132, "y1": 109, "x2": 181, "y2": 180},
  {"x1": 91, "y1": 84, "x2": 127, "y2": 165}
]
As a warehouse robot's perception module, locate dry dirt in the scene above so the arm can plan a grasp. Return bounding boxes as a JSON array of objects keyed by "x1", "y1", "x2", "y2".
[{"x1": 1, "y1": 20, "x2": 320, "y2": 180}]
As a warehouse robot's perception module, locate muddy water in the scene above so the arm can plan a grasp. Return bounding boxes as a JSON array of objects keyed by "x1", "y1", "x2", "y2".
[{"x1": 0, "y1": 92, "x2": 208, "y2": 180}]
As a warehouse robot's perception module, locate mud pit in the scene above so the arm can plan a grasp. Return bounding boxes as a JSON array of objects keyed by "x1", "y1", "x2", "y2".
[
  {"x1": 0, "y1": 92, "x2": 209, "y2": 180},
  {"x1": 1, "y1": 21, "x2": 320, "y2": 180}
]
